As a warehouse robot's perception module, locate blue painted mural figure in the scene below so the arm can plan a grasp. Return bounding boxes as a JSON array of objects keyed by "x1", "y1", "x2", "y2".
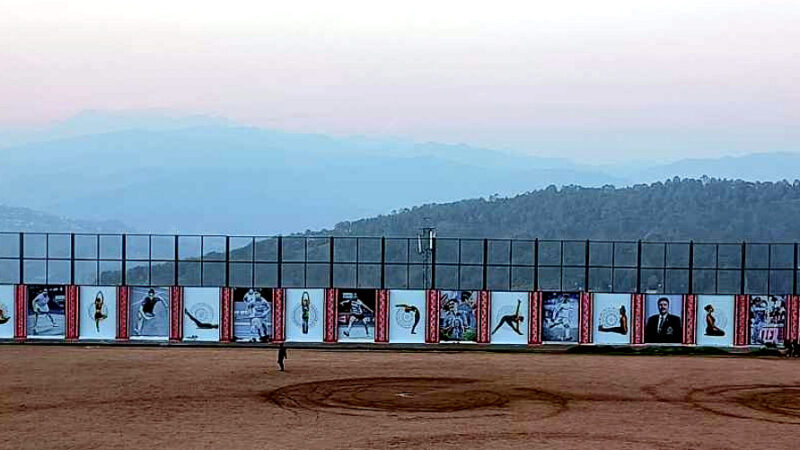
[
  {"x1": 440, "y1": 291, "x2": 477, "y2": 342},
  {"x1": 134, "y1": 288, "x2": 168, "y2": 336},
  {"x1": 750, "y1": 295, "x2": 786, "y2": 345},
  {"x1": 244, "y1": 289, "x2": 271, "y2": 342},
  {"x1": 543, "y1": 293, "x2": 579, "y2": 342}
]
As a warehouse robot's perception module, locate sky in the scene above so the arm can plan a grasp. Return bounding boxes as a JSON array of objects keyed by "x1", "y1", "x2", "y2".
[{"x1": 1, "y1": 0, "x2": 798, "y2": 163}]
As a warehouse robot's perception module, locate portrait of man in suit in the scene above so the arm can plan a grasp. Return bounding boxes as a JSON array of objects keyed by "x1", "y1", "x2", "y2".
[{"x1": 645, "y1": 296, "x2": 682, "y2": 343}]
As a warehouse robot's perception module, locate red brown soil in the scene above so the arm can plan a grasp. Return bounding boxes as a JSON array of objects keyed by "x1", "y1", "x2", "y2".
[{"x1": 2, "y1": 346, "x2": 800, "y2": 449}]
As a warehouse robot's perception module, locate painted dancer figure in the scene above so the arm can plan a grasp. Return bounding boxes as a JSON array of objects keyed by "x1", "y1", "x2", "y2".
[
  {"x1": 703, "y1": 304, "x2": 725, "y2": 336},
  {"x1": 184, "y1": 309, "x2": 219, "y2": 329},
  {"x1": 93, "y1": 291, "x2": 108, "y2": 332},
  {"x1": 340, "y1": 295, "x2": 373, "y2": 337},
  {"x1": 546, "y1": 294, "x2": 574, "y2": 341},
  {"x1": 395, "y1": 303, "x2": 421, "y2": 334},
  {"x1": 31, "y1": 290, "x2": 56, "y2": 332},
  {"x1": 599, "y1": 305, "x2": 628, "y2": 335},
  {"x1": 0, "y1": 305, "x2": 9, "y2": 325},
  {"x1": 301, "y1": 291, "x2": 311, "y2": 334},
  {"x1": 134, "y1": 289, "x2": 167, "y2": 335},
  {"x1": 442, "y1": 298, "x2": 466, "y2": 340},
  {"x1": 492, "y1": 300, "x2": 525, "y2": 335},
  {"x1": 244, "y1": 289, "x2": 271, "y2": 342}
]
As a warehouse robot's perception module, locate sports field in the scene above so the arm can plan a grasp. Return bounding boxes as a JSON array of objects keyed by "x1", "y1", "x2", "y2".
[{"x1": 1, "y1": 346, "x2": 798, "y2": 449}]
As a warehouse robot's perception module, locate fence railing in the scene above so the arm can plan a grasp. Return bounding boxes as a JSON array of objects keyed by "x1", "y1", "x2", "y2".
[{"x1": 0, "y1": 232, "x2": 798, "y2": 294}]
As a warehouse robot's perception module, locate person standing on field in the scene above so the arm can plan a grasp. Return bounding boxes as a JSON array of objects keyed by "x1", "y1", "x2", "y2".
[{"x1": 277, "y1": 343, "x2": 287, "y2": 372}]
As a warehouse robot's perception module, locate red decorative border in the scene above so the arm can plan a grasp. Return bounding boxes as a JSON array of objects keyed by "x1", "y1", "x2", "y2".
[
  {"x1": 425, "y1": 290, "x2": 440, "y2": 343},
  {"x1": 631, "y1": 294, "x2": 645, "y2": 344},
  {"x1": 788, "y1": 295, "x2": 800, "y2": 341},
  {"x1": 14, "y1": 284, "x2": 26, "y2": 340},
  {"x1": 528, "y1": 291, "x2": 542, "y2": 345},
  {"x1": 477, "y1": 291, "x2": 491, "y2": 344},
  {"x1": 579, "y1": 292, "x2": 593, "y2": 344},
  {"x1": 219, "y1": 287, "x2": 233, "y2": 342},
  {"x1": 65, "y1": 285, "x2": 80, "y2": 341},
  {"x1": 169, "y1": 286, "x2": 183, "y2": 342},
  {"x1": 273, "y1": 288, "x2": 286, "y2": 343},
  {"x1": 375, "y1": 289, "x2": 389, "y2": 343},
  {"x1": 117, "y1": 286, "x2": 129, "y2": 340},
  {"x1": 733, "y1": 295, "x2": 749, "y2": 346},
  {"x1": 324, "y1": 288, "x2": 338, "y2": 343},
  {"x1": 683, "y1": 294, "x2": 697, "y2": 345}
]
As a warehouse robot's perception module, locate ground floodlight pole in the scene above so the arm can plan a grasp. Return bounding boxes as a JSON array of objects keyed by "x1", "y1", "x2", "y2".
[{"x1": 417, "y1": 226, "x2": 436, "y2": 290}]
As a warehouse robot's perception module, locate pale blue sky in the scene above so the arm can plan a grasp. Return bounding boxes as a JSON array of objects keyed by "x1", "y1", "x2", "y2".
[{"x1": 1, "y1": 0, "x2": 797, "y2": 163}]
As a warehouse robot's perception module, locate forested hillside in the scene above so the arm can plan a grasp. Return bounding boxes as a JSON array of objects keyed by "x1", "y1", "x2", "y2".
[{"x1": 316, "y1": 178, "x2": 800, "y2": 241}]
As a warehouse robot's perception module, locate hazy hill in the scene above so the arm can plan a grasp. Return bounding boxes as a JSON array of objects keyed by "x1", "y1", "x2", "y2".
[
  {"x1": 314, "y1": 178, "x2": 800, "y2": 242},
  {"x1": 0, "y1": 205, "x2": 127, "y2": 233}
]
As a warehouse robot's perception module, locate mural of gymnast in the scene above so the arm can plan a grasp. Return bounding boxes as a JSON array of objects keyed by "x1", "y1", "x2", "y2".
[
  {"x1": 492, "y1": 299, "x2": 524, "y2": 335},
  {"x1": 703, "y1": 304, "x2": 725, "y2": 336},
  {"x1": 184, "y1": 308, "x2": 219, "y2": 329},
  {"x1": 598, "y1": 305, "x2": 628, "y2": 335},
  {"x1": 395, "y1": 303, "x2": 421, "y2": 334}
]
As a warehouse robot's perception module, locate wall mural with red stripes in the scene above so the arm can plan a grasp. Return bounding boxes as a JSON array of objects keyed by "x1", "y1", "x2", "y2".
[{"x1": 2, "y1": 284, "x2": 800, "y2": 350}]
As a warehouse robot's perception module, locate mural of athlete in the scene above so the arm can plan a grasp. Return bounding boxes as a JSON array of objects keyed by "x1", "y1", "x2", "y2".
[
  {"x1": 598, "y1": 305, "x2": 628, "y2": 335},
  {"x1": 93, "y1": 291, "x2": 108, "y2": 333},
  {"x1": 184, "y1": 309, "x2": 219, "y2": 329},
  {"x1": 703, "y1": 304, "x2": 725, "y2": 337},
  {"x1": 301, "y1": 291, "x2": 311, "y2": 334},
  {"x1": 492, "y1": 300, "x2": 524, "y2": 335},
  {"x1": 134, "y1": 289, "x2": 167, "y2": 336},
  {"x1": 340, "y1": 294, "x2": 374, "y2": 337},
  {"x1": 244, "y1": 289, "x2": 271, "y2": 342},
  {"x1": 395, "y1": 303, "x2": 421, "y2": 334},
  {"x1": 546, "y1": 294, "x2": 575, "y2": 341},
  {"x1": 31, "y1": 289, "x2": 57, "y2": 332},
  {"x1": 0, "y1": 305, "x2": 9, "y2": 325}
]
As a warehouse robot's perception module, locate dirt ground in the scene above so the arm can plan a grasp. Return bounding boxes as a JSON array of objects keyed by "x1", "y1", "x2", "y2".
[{"x1": 1, "y1": 346, "x2": 799, "y2": 449}]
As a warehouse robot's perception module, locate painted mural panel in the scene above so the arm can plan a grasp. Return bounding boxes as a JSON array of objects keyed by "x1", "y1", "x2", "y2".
[
  {"x1": 79, "y1": 286, "x2": 117, "y2": 340},
  {"x1": 644, "y1": 294, "x2": 683, "y2": 344},
  {"x1": 0, "y1": 285, "x2": 14, "y2": 339},
  {"x1": 593, "y1": 293, "x2": 631, "y2": 345},
  {"x1": 233, "y1": 288, "x2": 272, "y2": 343},
  {"x1": 183, "y1": 288, "x2": 220, "y2": 342},
  {"x1": 388, "y1": 290, "x2": 426, "y2": 344},
  {"x1": 285, "y1": 289, "x2": 324, "y2": 343},
  {"x1": 439, "y1": 290, "x2": 478, "y2": 343},
  {"x1": 749, "y1": 295, "x2": 786, "y2": 346},
  {"x1": 696, "y1": 295, "x2": 734, "y2": 347},
  {"x1": 338, "y1": 289, "x2": 376, "y2": 342},
  {"x1": 129, "y1": 287, "x2": 170, "y2": 340},
  {"x1": 489, "y1": 291, "x2": 528, "y2": 344},
  {"x1": 0, "y1": 285, "x2": 14, "y2": 338},
  {"x1": 542, "y1": 292, "x2": 580, "y2": 343},
  {"x1": 27, "y1": 285, "x2": 65, "y2": 338}
]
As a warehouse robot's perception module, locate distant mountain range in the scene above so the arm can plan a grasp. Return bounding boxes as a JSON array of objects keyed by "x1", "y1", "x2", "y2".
[
  {"x1": 0, "y1": 111, "x2": 797, "y2": 235},
  {"x1": 0, "y1": 205, "x2": 126, "y2": 234}
]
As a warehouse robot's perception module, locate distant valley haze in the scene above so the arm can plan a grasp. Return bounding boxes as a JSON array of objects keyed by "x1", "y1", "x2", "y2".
[{"x1": 0, "y1": 110, "x2": 798, "y2": 236}]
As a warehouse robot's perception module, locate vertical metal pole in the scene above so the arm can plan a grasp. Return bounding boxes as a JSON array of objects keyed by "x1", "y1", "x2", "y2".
[
  {"x1": 121, "y1": 234, "x2": 127, "y2": 286},
  {"x1": 329, "y1": 236, "x2": 335, "y2": 288},
  {"x1": 508, "y1": 239, "x2": 513, "y2": 290},
  {"x1": 70, "y1": 233, "x2": 75, "y2": 285},
  {"x1": 533, "y1": 238, "x2": 539, "y2": 292},
  {"x1": 19, "y1": 232, "x2": 24, "y2": 284},
  {"x1": 482, "y1": 239, "x2": 488, "y2": 291},
  {"x1": 767, "y1": 243, "x2": 772, "y2": 295},
  {"x1": 174, "y1": 235, "x2": 180, "y2": 286},
  {"x1": 793, "y1": 242, "x2": 798, "y2": 296},
  {"x1": 355, "y1": 238, "x2": 359, "y2": 288},
  {"x1": 715, "y1": 244, "x2": 720, "y2": 295},
  {"x1": 430, "y1": 235, "x2": 436, "y2": 289},
  {"x1": 380, "y1": 237, "x2": 386, "y2": 289},
  {"x1": 636, "y1": 240, "x2": 642, "y2": 294},
  {"x1": 224, "y1": 236, "x2": 230, "y2": 288},
  {"x1": 688, "y1": 240, "x2": 694, "y2": 295},
  {"x1": 277, "y1": 236, "x2": 283, "y2": 288},
  {"x1": 740, "y1": 241, "x2": 747, "y2": 295},
  {"x1": 584, "y1": 239, "x2": 590, "y2": 292}
]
